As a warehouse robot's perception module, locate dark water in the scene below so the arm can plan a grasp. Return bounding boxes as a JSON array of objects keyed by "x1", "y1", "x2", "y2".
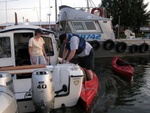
[{"x1": 54, "y1": 55, "x2": 150, "y2": 113}]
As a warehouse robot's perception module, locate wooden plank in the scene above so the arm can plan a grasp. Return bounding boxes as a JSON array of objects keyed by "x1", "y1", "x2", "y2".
[
  {"x1": 3, "y1": 68, "x2": 46, "y2": 74},
  {"x1": 0, "y1": 65, "x2": 46, "y2": 71}
]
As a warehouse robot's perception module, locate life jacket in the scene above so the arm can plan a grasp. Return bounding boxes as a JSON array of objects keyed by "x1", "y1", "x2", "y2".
[{"x1": 65, "y1": 34, "x2": 86, "y2": 54}]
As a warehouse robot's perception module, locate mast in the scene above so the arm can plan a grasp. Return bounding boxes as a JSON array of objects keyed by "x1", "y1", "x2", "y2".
[
  {"x1": 55, "y1": 0, "x2": 58, "y2": 22},
  {"x1": 48, "y1": 0, "x2": 51, "y2": 29},
  {"x1": 5, "y1": 0, "x2": 8, "y2": 23},
  {"x1": 2, "y1": 0, "x2": 18, "y2": 23},
  {"x1": 39, "y1": 0, "x2": 41, "y2": 26},
  {"x1": 87, "y1": 0, "x2": 90, "y2": 13}
]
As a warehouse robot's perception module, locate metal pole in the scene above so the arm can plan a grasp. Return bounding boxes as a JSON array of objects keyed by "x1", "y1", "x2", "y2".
[
  {"x1": 118, "y1": 16, "x2": 120, "y2": 39},
  {"x1": 22, "y1": 17, "x2": 24, "y2": 23},
  {"x1": 87, "y1": 0, "x2": 90, "y2": 13},
  {"x1": 39, "y1": 0, "x2": 41, "y2": 26},
  {"x1": 48, "y1": 14, "x2": 51, "y2": 29},
  {"x1": 55, "y1": 0, "x2": 57, "y2": 22},
  {"x1": 5, "y1": 0, "x2": 7, "y2": 23},
  {"x1": 49, "y1": 0, "x2": 50, "y2": 29},
  {"x1": 1, "y1": 0, "x2": 18, "y2": 23}
]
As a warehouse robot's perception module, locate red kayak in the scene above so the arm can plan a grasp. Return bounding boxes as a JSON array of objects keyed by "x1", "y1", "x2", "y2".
[
  {"x1": 80, "y1": 72, "x2": 99, "y2": 111},
  {"x1": 112, "y1": 57, "x2": 134, "y2": 82}
]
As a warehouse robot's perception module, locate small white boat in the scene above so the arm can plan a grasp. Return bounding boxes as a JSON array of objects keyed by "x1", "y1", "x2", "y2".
[{"x1": 0, "y1": 25, "x2": 98, "y2": 113}]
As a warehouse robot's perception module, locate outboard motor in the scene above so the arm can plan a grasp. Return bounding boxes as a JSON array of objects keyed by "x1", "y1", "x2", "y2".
[
  {"x1": 32, "y1": 69, "x2": 55, "y2": 113},
  {"x1": 0, "y1": 86, "x2": 18, "y2": 113},
  {"x1": 0, "y1": 72, "x2": 13, "y2": 91}
]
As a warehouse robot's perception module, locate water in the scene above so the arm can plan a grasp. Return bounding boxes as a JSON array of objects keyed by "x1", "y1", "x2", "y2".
[{"x1": 53, "y1": 55, "x2": 150, "y2": 113}]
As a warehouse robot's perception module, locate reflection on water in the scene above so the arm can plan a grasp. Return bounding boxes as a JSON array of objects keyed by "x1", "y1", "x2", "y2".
[
  {"x1": 54, "y1": 56, "x2": 150, "y2": 113},
  {"x1": 92, "y1": 56, "x2": 150, "y2": 113}
]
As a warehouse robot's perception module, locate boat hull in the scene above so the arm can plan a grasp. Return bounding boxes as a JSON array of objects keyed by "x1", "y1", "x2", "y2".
[
  {"x1": 112, "y1": 57, "x2": 134, "y2": 82},
  {"x1": 80, "y1": 73, "x2": 99, "y2": 111}
]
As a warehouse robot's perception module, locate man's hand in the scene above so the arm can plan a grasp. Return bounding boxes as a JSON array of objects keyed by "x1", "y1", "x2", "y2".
[{"x1": 63, "y1": 60, "x2": 69, "y2": 64}]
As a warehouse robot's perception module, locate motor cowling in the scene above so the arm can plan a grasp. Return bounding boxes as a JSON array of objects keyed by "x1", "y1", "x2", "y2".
[
  {"x1": 0, "y1": 86, "x2": 18, "y2": 113},
  {"x1": 0, "y1": 72, "x2": 13, "y2": 91},
  {"x1": 32, "y1": 69, "x2": 55, "y2": 113}
]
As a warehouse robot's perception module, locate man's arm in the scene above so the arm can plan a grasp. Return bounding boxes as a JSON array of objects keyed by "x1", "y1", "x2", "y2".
[
  {"x1": 62, "y1": 48, "x2": 68, "y2": 63},
  {"x1": 65, "y1": 50, "x2": 76, "y2": 63}
]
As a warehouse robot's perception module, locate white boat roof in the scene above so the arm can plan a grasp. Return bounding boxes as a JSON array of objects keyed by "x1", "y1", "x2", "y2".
[
  {"x1": 0, "y1": 25, "x2": 55, "y2": 34},
  {"x1": 58, "y1": 6, "x2": 111, "y2": 21}
]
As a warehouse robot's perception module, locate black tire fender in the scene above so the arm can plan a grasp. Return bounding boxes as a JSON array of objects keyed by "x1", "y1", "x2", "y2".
[
  {"x1": 103, "y1": 39, "x2": 115, "y2": 50},
  {"x1": 139, "y1": 43, "x2": 149, "y2": 53},
  {"x1": 130, "y1": 44, "x2": 139, "y2": 53},
  {"x1": 89, "y1": 41, "x2": 100, "y2": 51},
  {"x1": 116, "y1": 42, "x2": 127, "y2": 53}
]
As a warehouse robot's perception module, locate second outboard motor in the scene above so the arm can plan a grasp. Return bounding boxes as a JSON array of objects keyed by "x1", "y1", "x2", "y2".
[
  {"x1": 0, "y1": 86, "x2": 18, "y2": 113},
  {"x1": 0, "y1": 72, "x2": 13, "y2": 91},
  {"x1": 32, "y1": 69, "x2": 55, "y2": 113}
]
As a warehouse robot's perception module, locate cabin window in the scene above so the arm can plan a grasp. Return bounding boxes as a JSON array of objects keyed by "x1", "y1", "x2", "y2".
[
  {"x1": 72, "y1": 21, "x2": 101, "y2": 32},
  {"x1": 85, "y1": 22, "x2": 96, "y2": 30},
  {"x1": 0, "y1": 37, "x2": 11, "y2": 58},
  {"x1": 72, "y1": 22, "x2": 84, "y2": 30},
  {"x1": 42, "y1": 36, "x2": 54, "y2": 56}
]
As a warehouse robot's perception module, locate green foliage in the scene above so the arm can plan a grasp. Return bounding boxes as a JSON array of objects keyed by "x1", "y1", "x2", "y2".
[{"x1": 101, "y1": 0, "x2": 150, "y2": 32}]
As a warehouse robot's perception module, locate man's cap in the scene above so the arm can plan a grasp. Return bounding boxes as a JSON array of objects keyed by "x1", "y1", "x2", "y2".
[
  {"x1": 35, "y1": 28, "x2": 43, "y2": 34},
  {"x1": 59, "y1": 33, "x2": 67, "y2": 44}
]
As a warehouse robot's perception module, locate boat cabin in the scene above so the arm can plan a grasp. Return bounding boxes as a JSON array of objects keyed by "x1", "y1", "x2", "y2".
[
  {"x1": 58, "y1": 6, "x2": 115, "y2": 41},
  {"x1": 0, "y1": 25, "x2": 58, "y2": 67}
]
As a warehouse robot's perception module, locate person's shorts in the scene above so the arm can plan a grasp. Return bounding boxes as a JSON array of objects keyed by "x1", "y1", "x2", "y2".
[
  {"x1": 30, "y1": 56, "x2": 47, "y2": 65},
  {"x1": 78, "y1": 49, "x2": 94, "y2": 70}
]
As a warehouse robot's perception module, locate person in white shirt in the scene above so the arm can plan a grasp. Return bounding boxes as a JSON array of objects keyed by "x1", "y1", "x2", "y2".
[
  {"x1": 28, "y1": 29, "x2": 48, "y2": 65},
  {"x1": 59, "y1": 33, "x2": 94, "y2": 80}
]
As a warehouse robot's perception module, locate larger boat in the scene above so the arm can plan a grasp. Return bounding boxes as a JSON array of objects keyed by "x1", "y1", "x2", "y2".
[
  {"x1": 0, "y1": 25, "x2": 99, "y2": 113},
  {"x1": 57, "y1": 6, "x2": 150, "y2": 58}
]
